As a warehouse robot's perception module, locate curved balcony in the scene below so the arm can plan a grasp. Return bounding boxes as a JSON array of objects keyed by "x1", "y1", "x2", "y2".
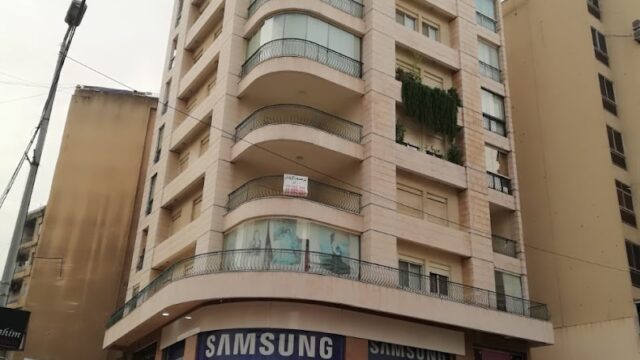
[
  {"x1": 227, "y1": 176, "x2": 361, "y2": 214},
  {"x1": 106, "y1": 249, "x2": 550, "y2": 328},
  {"x1": 248, "y1": 0, "x2": 364, "y2": 19},
  {"x1": 235, "y1": 104, "x2": 362, "y2": 143},
  {"x1": 241, "y1": 38, "x2": 362, "y2": 79}
]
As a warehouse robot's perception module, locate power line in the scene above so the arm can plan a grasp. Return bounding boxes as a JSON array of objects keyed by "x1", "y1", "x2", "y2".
[
  {"x1": 63, "y1": 55, "x2": 633, "y2": 276},
  {"x1": 0, "y1": 93, "x2": 48, "y2": 105}
]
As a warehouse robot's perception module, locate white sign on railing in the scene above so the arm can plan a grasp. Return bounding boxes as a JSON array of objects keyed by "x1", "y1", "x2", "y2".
[{"x1": 283, "y1": 174, "x2": 308, "y2": 197}]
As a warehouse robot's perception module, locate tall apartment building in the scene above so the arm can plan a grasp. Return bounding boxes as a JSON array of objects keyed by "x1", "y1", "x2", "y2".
[
  {"x1": 503, "y1": 0, "x2": 640, "y2": 358},
  {"x1": 103, "y1": 1, "x2": 553, "y2": 359},
  {"x1": 5, "y1": 206, "x2": 45, "y2": 310},
  {"x1": 7, "y1": 86, "x2": 157, "y2": 360}
]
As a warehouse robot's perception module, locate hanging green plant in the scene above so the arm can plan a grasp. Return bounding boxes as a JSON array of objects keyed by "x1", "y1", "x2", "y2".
[
  {"x1": 397, "y1": 68, "x2": 461, "y2": 140},
  {"x1": 445, "y1": 143, "x2": 463, "y2": 165}
]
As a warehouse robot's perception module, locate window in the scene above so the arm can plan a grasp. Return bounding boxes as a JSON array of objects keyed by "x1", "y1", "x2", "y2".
[
  {"x1": 422, "y1": 21, "x2": 440, "y2": 41},
  {"x1": 396, "y1": 9, "x2": 417, "y2": 31},
  {"x1": 399, "y1": 260, "x2": 423, "y2": 290},
  {"x1": 478, "y1": 41, "x2": 502, "y2": 82},
  {"x1": 607, "y1": 126, "x2": 626, "y2": 169},
  {"x1": 626, "y1": 241, "x2": 640, "y2": 287},
  {"x1": 247, "y1": 14, "x2": 361, "y2": 61},
  {"x1": 617, "y1": 180, "x2": 637, "y2": 227},
  {"x1": 170, "y1": 209, "x2": 183, "y2": 235},
  {"x1": 485, "y1": 146, "x2": 509, "y2": 177},
  {"x1": 145, "y1": 174, "x2": 157, "y2": 215},
  {"x1": 591, "y1": 27, "x2": 608, "y2": 65},
  {"x1": 178, "y1": 152, "x2": 190, "y2": 174},
  {"x1": 482, "y1": 89, "x2": 506, "y2": 136},
  {"x1": 137, "y1": 229, "x2": 148, "y2": 272},
  {"x1": 429, "y1": 263, "x2": 450, "y2": 296},
  {"x1": 169, "y1": 37, "x2": 178, "y2": 70},
  {"x1": 426, "y1": 193, "x2": 448, "y2": 226},
  {"x1": 175, "y1": 0, "x2": 184, "y2": 27},
  {"x1": 495, "y1": 271, "x2": 524, "y2": 314},
  {"x1": 587, "y1": 0, "x2": 600, "y2": 19},
  {"x1": 598, "y1": 74, "x2": 617, "y2": 115},
  {"x1": 200, "y1": 133, "x2": 210, "y2": 156},
  {"x1": 192, "y1": 195, "x2": 203, "y2": 220},
  {"x1": 161, "y1": 80, "x2": 171, "y2": 115},
  {"x1": 132, "y1": 285, "x2": 140, "y2": 297},
  {"x1": 476, "y1": 0, "x2": 498, "y2": 32},
  {"x1": 163, "y1": 340, "x2": 185, "y2": 360},
  {"x1": 626, "y1": 241, "x2": 640, "y2": 270},
  {"x1": 397, "y1": 184, "x2": 423, "y2": 219},
  {"x1": 133, "y1": 343, "x2": 157, "y2": 360},
  {"x1": 475, "y1": 348, "x2": 524, "y2": 360},
  {"x1": 154, "y1": 125, "x2": 164, "y2": 163}
]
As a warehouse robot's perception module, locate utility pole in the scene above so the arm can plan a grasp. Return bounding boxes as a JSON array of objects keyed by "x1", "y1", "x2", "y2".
[{"x1": 0, "y1": 0, "x2": 87, "y2": 310}]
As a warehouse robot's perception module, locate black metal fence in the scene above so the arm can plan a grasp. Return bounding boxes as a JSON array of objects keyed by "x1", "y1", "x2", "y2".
[
  {"x1": 227, "y1": 176, "x2": 362, "y2": 214},
  {"x1": 248, "y1": 0, "x2": 364, "y2": 18},
  {"x1": 492, "y1": 235, "x2": 518, "y2": 258},
  {"x1": 241, "y1": 38, "x2": 363, "y2": 78},
  {"x1": 487, "y1": 172, "x2": 512, "y2": 195},
  {"x1": 106, "y1": 249, "x2": 550, "y2": 328},
  {"x1": 235, "y1": 104, "x2": 362, "y2": 143}
]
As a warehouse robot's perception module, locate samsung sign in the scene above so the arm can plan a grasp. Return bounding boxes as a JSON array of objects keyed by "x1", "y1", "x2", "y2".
[
  {"x1": 369, "y1": 341, "x2": 453, "y2": 360},
  {"x1": 197, "y1": 329, "x2": 344, "y2": 360},
  {"x1": 0, "y1": 307, "x2": 30, "y2": 351}
]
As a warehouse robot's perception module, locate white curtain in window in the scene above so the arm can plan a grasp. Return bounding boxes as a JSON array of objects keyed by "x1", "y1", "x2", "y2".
[
  {"x1": 478, "y1": 42, "x2": 500, "y2": 68},
  {"x1": 482, "y1": 90, "x2": 504, "y2": 119},
  {"x1": 476, "y1": 0, "x2": 496, "y2": 19}
]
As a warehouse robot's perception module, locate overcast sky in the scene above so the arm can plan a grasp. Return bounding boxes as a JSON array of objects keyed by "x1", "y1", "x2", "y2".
[{"x1": 0, "y1": 0, "x2": 173, "y2": 271}]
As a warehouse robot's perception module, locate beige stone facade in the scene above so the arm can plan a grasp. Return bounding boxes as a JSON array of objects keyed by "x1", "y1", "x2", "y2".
[
  {"x1": 105, "y1": 0, "x2": 553, "y2": 359},
  {"x1": 7, "y1": 86, "x2": 157, "y2": 360},
  {"x1": 503, "y1": 0, "x2": 640, "y2": 359}
]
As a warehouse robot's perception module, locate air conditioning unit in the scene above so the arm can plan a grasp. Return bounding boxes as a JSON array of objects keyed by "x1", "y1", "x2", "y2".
[{"x1": 633, "y1": 19, "x2": 640, "y2": 43}]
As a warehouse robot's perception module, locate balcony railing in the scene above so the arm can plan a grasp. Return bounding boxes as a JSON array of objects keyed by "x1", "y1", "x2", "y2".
[
  {"x1": 106, "y1": 249, "x2": 550, "y2": 328},
  {"x1": 227, "y1": 176, "x2": 361, "y2": 214},
  {"x1": 476, "y1": 11, "x2": 498, "y2": 33},
  {"x1": 483, "y1": 113, "x2": 506, "y2": 136},
  {"x1": 241, "y1": 38, "x2": 363, "y2": 78},
  {"x1": 248, "y1": 0, "x2": 364, "y2": 19},
  {"x1": 487, "y1": 172, "x2": 512, "y2": 195},
  {"x1": 479, "y1": 61, "x2": 502, "y2": 82},
  {"x1": 235, "y1": 104, "x2": 362, "y2": 143},
  {"x1": 631, "y1": 268, "x2": 640, "y2": 288},
  {"x1": 492, "y1": 235, "x2": 518, "y2": 258}
]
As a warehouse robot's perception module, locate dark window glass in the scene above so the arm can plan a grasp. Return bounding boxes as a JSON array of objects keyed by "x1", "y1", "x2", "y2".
[
  {"x1": 617, "y1": 181, "x2": 637, "y2": 226},
  {"x1": 163, "y1": 340, "x2": 185, "y2": 360},
  {"x1": 607, "y1": 126, "x2": 626, "y2": 168}
]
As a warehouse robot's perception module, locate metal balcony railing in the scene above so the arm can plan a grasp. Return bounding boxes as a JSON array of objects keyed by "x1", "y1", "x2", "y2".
[
  {"x1": 227, "y1": 176, "x2": 361, "y2": 214},
  {"x1": 476, "y1": 11, "x2": 498, "y2": 33},
  {"x1": 479, "y1": 61, "x2": 502, "y2": 83},
  {"x1": 487, "y1": 172, "x2": 512, "y2": 195},
  {"x1": 492, "y1": 235, "x2": 518, "y2": 258},
  {"x1": 248, "y1": 0, "x2": 364, "y2": 19},
  {"x1": 106, "y1": 249, "x2": 550, "y2": 328},
  {"x1": 241, "y1": 38, "x2": 363, "y2": 78},
  {"x1": 235, "y1": 104, "x2": 362, "y2": 143}
]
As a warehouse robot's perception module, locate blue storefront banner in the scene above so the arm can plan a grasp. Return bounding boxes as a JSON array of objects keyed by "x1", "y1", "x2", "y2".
[
  {"x1": 197, "y1": 328, "x2": 345, "y2": 360},
  {"x1": 368, "y1": 341, "x2": 452, "y2": 360}
]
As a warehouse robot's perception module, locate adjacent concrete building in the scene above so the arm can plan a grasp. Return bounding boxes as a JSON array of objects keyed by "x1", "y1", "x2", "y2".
[
  {"x1": 503, "y1": 0, "x2": 640, "y2": 358},
  {"x1": 103, "y1": 0, "x2": 554, "y2": 359},
  {"x1": 7, "y1": 86, "x2": 157, "y2": 360},
  {"x1": 6, "y1": 206, "x2": 45, "y2": 310}
]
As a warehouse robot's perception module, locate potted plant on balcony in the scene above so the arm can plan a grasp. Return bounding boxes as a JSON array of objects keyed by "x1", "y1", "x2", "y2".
[
  {"x1": 396, "y1": 122, "x2": 406, "y2": 144},
  {"x1": 396, "y1": 67, "x2": 463, "y2": 166}
]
